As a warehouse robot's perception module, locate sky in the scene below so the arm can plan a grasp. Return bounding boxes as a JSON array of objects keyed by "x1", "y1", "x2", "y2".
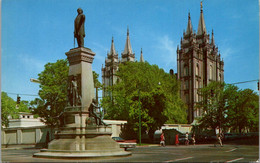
[{"x1": 1, "y1": 0, "x2": 259, "y2": 102}]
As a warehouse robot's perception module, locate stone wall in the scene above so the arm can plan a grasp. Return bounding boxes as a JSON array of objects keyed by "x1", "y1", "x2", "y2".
[
  {"x1": 1, "y1": 126, "x2": 54, "y2": 148},
  {"x1": 1, "y1": 120, "x2": 126, "y2": 148}
]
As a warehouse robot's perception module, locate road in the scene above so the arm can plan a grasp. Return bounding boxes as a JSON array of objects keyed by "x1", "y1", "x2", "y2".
[{"x1": 1, "y1": 144, "x2": 259, "y2": 162}]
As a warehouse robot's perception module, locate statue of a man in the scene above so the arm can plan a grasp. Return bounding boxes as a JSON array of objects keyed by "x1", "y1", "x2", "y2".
[
  {"x1": 74, "y1": 8, "x2": 85, "y2": 47},
  {"x1": 69, "y1": 75, "x2": 81, "y2": 106}
]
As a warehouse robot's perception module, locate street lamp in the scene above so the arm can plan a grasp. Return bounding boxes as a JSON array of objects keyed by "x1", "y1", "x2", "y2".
[
  {"x1": 30, "y1": 78, "x2": 40, "y2": 84},
  {"x1": 138, "y1": 89, "x2": 141, "y2": 146}
]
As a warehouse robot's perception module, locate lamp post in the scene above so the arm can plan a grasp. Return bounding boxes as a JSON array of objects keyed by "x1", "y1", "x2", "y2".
[
  {"x1": 138, "y1": 89, "x2": 141, "y2": 146},
  {"x1": 30, "y1": 78, "x2": 40, "y2": 84}
]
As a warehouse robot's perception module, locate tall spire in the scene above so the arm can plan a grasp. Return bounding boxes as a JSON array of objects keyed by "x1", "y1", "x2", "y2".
[
  {"x1": 211, "y1": 29, "x2": 215, "y2": 45},
  {"x1": 186, "y1": 12, "x2": 193, "y2": 35},
  {"x1": 109, "y1": 36, "x2": 117, "y2": 56},
  {"x1": 140, "y1": 48, "x2": 144, "y2": 62},
  {"x1": 197, "y1": 1, "x2": 207, "y2": 35},
  {"x1": 122, "y1": 27, "x2": 133, "y2": 55}
]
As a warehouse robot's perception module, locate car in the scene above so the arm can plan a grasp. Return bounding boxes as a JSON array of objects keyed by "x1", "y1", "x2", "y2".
[
  {"x1": 178, "y1": 134, "x2": 192, "y2": 144},
  {"x1": 112, "y1": 137, "x2": 137, "y2": 150}
]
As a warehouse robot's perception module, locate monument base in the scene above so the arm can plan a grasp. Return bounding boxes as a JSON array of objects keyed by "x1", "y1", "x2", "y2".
[{"x1": 33, "y1": 126, "x2": 131, "y2": 158}]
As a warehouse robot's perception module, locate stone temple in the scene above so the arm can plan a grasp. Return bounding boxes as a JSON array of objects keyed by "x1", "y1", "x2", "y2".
[{"x1": 176, "y1": 2, "x2": 224, "y2": 123}]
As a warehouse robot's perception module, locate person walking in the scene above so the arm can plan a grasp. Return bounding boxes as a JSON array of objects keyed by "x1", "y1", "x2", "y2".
[
  {"x1": 175, "y1": 134, "x2": 179, "y2": 146},
  {"x1": 185, "y1": 132, "x2": 189, "y2": 145},
  {"x1": 160, "y1": 132, "x2": 165, "y2": 147},
  {"x1": 217, "y1": 133, "x2": 223, "y2": 147},
  {"x1": 192, "y1": 133, "x2": 196, "y2": 145}
]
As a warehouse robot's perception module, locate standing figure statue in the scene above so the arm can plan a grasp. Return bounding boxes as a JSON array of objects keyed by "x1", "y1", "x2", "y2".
[{"x1": 74, "y1": 8, "x2": 85, "y2": 47}]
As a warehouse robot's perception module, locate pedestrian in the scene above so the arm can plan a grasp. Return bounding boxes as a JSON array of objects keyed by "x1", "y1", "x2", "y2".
[
  {"x1": 160, "y1": 132, "x2": 165, "y2": 147},
  {"x1": 185, "y1": 132, "x2": 189, "y2": 145},
  {"x1": 192, "y1": 133, "x2": 196, "y2": 145},
  {"x1": 217, "y1": 133, "x2": 223, "y2": 147},
  {"x1": 175, "y1": 134, "x2": 179, "y2": 146}
]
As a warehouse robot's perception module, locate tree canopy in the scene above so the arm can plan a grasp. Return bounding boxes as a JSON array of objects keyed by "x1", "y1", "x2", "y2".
[
  {"x1": 1, "y1": 92, "x2": 31, "y2": 127},
  {"x1": 101, "y1": 61, "x2": 187, "y2": 140},
  {"x1": 195, "y1": 81, "x2": 259, "y2": 133}
]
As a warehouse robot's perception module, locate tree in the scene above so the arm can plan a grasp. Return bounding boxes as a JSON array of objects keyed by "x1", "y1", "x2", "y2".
[
  {"x1": 32, "y1": 59, "x2": 69, "y2": 128},
  {"x1": 31, "y1": 59, "x2": 101, "y2": 128},
  {"x1": 1, "y1": 92, "x2": 17, "y2": 127},
  {"x1": 196, "y1": 82, "x2": 232, "y2": 132},
  {"x1": 196, "y1": 81, "x2": 259, "y2": 133},
  {"x1": 226, "y1": 89, "x2": 259, "y2": 133},
  {"x1": 101, "y1": 61, "x2": 187, "y2": 140},
  {"x1": 1, "y1": 92, "x2": 31, "y2": 127}
]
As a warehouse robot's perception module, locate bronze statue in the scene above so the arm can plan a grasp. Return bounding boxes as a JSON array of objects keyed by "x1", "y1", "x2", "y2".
[
  {"x1": 89, "y1": 99, "x2": 107, "y2": 126},
  {"x1": 68, "y1": 75, "x2": 81, "y2": 106},
  {"x1": 74, "y1": 8, "x2": 85, "y2": 47}
]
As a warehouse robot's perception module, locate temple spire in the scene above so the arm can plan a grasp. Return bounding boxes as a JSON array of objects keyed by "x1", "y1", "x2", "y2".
[
  {"x1": 186, "y1": 12, "x2": 193, "y2": 35},
  {"x1": 211, "y1": 29, "x2": 215, "y2": 45},
  {"x1": 109, "y1": 36, "x2": 117, "y2": 56},
  {"x1": 140, "y1": 48, "x2": 144, "y2": 62},
  {"x1": 122, "y1": 27, "x2": 133, "y2": 55},
  {"x1": 197, "y1": 1, "x2": 207, "y2": 35}
]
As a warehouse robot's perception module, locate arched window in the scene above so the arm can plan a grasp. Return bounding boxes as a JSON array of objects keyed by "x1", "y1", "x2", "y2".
[
  {"x1": 186, "y1": 94, "x2": 189, "y2": 103},
  {"x1": 184, "y1": 65, "x2": 189, "y2": 76},
  {"x1": 209, "y1": 65, "x2": 213, "y2": 80},
  {"x1": 185, "y1": 80, "x2": 189, "y2": 89},
  {"x1": 219, "y1": 73, "x2": 222, "y2": 81}
]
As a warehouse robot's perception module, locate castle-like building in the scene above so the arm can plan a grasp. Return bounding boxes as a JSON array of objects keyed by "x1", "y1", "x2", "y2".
[
  {"x1": 101, "y1": 2, "x2": 224, "y2": 124},
  {"x1": 102, "y1": 28, "x2": 144, "y2": 98},
  {"x1": 177, "y1": 2, "x2": 224, "y2": 123}
]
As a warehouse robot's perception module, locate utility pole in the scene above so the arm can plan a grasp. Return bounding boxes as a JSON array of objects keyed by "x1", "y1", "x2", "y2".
[{"x1": 138, "y1": 89, "x2": 141, "y2": 146}]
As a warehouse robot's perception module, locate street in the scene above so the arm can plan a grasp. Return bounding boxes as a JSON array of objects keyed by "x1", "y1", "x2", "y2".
[{"x1": 1, "y1": 144, "x2": 259, "y2": 162}]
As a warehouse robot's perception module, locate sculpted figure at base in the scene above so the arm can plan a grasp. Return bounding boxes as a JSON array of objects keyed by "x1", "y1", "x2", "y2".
[
  {"x1": 74, "y1": 8, "x2": 85, "y2": 47},
  {"x1": 68, "y1": 75, "x2": 81, "y2": 106},
  {"x1": 89, "y1": 99, "x2": 107, "y2": 126}
]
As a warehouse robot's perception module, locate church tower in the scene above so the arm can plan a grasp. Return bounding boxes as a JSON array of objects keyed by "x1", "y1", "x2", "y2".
[
  {"x1": 177, "y1": 2, "x2": 224, "y2": 123},
  {"x1": 102, "y1": 37, "x2": 119, "y2": 98},
  {"x1": 102, "y1": 28, "x2": 136, "y2": 98},
  {"x1": 121, "y1": 27, "x2": 135, "y2": 62}
]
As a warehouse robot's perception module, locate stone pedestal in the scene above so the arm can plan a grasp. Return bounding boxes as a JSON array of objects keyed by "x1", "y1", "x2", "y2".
[{"x1": 33, "y1": 47, "x2": 131, "y2": 158}]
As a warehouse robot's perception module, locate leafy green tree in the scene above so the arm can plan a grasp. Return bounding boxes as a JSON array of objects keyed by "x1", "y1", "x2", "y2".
[
  {"x1": 1, "y1": 92, "x2": 17, "y2": 127},
  {"x1": 196, "y1": 82, "x2": 231, "y2": 132},
  {"x1": 1, "y1": 92, "x2": 32, "y2": 127},
  {"x1": 196, "y1": 81, "x2": 259, "y2": 133},
  {"x1": 101, "y1": 61, "x2": 187, "y2": 140},
  {"x1": 226, "y1": 89, "x2": 259, "y2": 132},
  {"x1": 32, "y1": 59, "x2": 69, "y2": 128}
]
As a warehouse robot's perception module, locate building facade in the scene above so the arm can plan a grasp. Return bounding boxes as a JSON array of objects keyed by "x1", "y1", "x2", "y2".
[
  {"x1": 102, "y1": 28, "x2": 144, "y2": 98},
  {"x1": 177, "y1": 3, "x2": 224, "y2": 123}
]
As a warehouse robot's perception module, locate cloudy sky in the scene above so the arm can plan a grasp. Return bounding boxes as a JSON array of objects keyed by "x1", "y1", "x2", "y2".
[{"x1": 1, "y1": 0, "x2": 259, "y2": 101}]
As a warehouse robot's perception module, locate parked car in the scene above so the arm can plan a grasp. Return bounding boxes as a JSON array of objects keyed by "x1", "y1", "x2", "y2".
[
  {"x1": 178, "y1": 134, "x2": 192, "y2": 144},
  {"x1": 224, "y1": 133, "x2": 236, "y2": 140},
  {"x1": 112, "y1": 137, "x2": 137, "y2": 150}
]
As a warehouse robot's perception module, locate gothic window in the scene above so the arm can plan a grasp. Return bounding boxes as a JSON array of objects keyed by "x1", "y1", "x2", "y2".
[
  {"x1": 209, "y1": 65, "x2": 213, "y2": 80},
  {"x1": 186, "y1": 94, "x2": 189, "y2": 103},
  {"x1": 219, "y1": 73, "x2": 222, "y2": 81},
  {"x1": 184, "y1": 65, "x2": 189, "y2": 76},
  {"x1": 196, "y1": 64, "x2": 199, "y2": 76},
  {"x1": 185, "y1": 80, "x2": 189, "y2": 89}
]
